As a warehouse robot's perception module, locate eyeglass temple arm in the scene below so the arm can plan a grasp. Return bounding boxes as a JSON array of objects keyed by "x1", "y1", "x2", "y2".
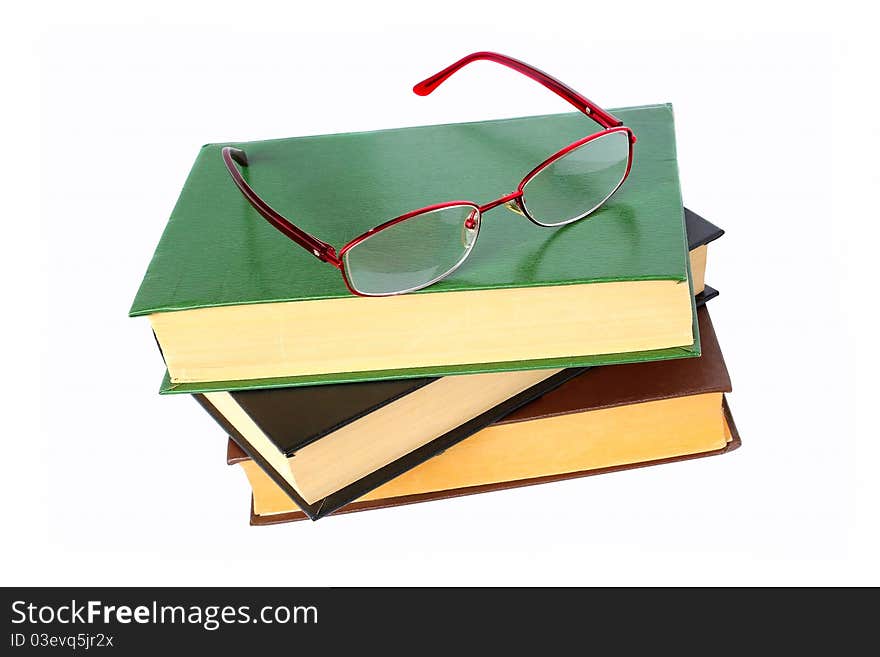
[
  {"x1": 221, "y1": 147, "x2": 341, "y2": 267},
  {"x1": 413, "y1": 51, "x2": 622, "y2": 129}
]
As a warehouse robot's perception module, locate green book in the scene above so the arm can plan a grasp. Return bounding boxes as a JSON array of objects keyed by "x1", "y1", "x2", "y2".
[{"x1": 130, "y1": 104, "x2": 698, "y2": 392}]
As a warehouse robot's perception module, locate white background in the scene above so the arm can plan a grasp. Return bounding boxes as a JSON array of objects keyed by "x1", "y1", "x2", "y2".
[{"x1": 3, "y1": 1, "x2": 877, "y2": 586}]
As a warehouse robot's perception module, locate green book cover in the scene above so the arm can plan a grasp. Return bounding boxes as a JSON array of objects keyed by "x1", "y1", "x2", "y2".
[{"x1": 130, "y1": 104, "x2": 698, "y2": 392}]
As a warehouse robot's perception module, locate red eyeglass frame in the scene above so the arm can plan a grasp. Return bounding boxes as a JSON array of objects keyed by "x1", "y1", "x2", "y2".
[{"x1": 222, "y1": 51, "x2": 636, "y2": 297}]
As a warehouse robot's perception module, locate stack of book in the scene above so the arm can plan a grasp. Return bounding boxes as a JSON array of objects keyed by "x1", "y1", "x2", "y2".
[{"x1": 130, "y1": 103, "x2": 738, "y2": 523}]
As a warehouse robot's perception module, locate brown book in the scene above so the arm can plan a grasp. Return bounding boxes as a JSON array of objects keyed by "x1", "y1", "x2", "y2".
[
  {"x1": 230, "y1": 305, "x2": 739, "y2": 524},
  {"x1": 239, "y1": 401, "x2": 739, "y2": 525}
]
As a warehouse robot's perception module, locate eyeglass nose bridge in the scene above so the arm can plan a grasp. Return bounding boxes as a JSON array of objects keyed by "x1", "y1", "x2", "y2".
[{"x1": 478, "y1": 190, "x2": 524, "y2": 215}]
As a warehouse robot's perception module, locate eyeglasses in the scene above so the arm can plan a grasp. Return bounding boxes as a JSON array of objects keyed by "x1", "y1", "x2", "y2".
[{"x1": 222, "y1": 51, "x2": 636, "y2": 297}]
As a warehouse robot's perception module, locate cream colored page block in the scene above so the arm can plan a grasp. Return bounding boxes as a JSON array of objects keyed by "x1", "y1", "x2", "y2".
[
  {"x1": 688, "y1": 244, "x2": 707, "y2": 295},
  {"x1": 203, "y1": 392, "x2": 298, "y2": 491},
  {"x1": 151, "y1": 280, "x2": 694, "y2": 384},
  {"x1": 246, "y1": 392, "x2": 725, "y2": 516},
  {"x1": 291, "y1": 368, "x2": 561, "y2": 503}
]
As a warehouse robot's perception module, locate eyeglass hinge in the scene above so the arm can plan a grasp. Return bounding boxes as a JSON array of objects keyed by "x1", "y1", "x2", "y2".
[{"x1": 316, "y1": 246, "x2": 341, "y2": 268}]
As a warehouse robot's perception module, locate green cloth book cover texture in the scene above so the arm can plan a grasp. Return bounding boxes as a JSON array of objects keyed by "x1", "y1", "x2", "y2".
[{"x1": 130, "y1": 104, "x2": 688, "y2": 314}]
